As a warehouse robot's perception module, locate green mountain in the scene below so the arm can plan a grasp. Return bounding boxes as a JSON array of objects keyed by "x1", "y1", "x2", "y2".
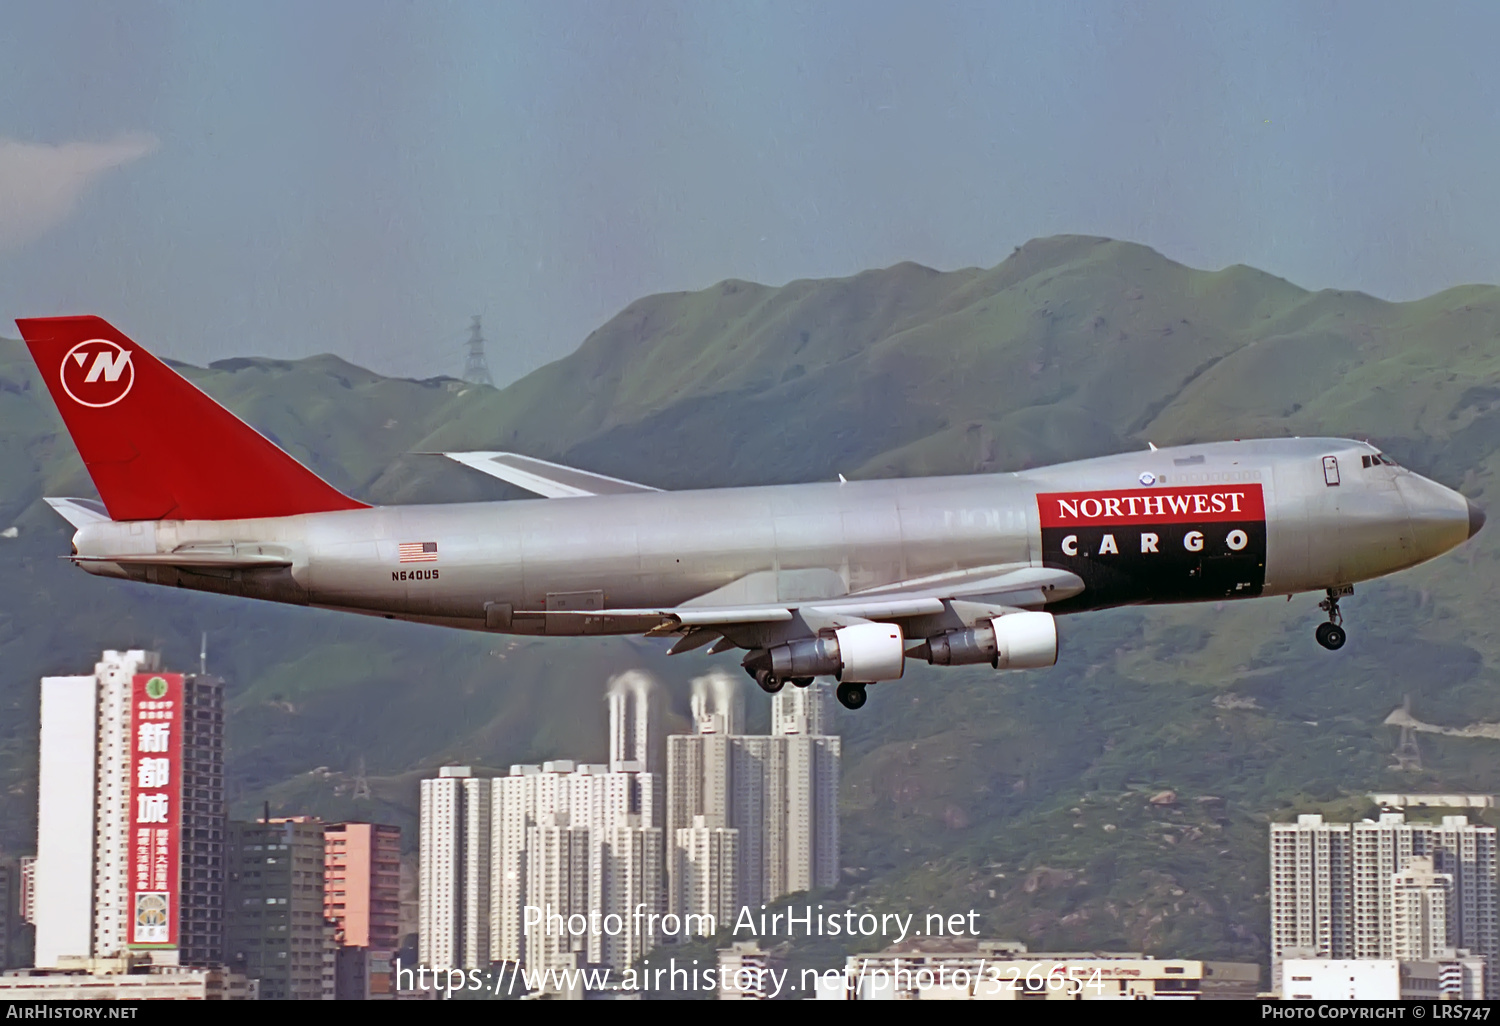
[{"x1": 2, "y1": 235, "x2": 1497, "y2": 968}]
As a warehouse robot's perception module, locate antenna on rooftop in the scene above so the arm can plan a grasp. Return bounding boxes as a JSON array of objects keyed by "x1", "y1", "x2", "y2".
[
  {"x1": 199, "y1": 631, "x2": 208, "y2": 676},
  {"x1": 462, "y1": 315, "x2": 494, "y2": 387}
]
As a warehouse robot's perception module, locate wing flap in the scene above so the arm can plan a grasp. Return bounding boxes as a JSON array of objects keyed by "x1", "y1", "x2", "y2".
[{"x1": 519, "y1": 605, "x2": 795, "y2": 625}]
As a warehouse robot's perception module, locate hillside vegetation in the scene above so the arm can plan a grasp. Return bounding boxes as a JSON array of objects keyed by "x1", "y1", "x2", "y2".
[{"x1": 2, "y1": 235, "x2": 1498, "y2": 965}]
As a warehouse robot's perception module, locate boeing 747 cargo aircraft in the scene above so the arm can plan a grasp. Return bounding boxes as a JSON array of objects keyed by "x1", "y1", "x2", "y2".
[{"x1": 19, "y1": 316, "x2": 1485, "y2": 709}]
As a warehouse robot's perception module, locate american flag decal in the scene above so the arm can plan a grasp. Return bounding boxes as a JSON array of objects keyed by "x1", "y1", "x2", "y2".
[{"x1": 398, "y1": 541, "x2": 438, "y2": 563}]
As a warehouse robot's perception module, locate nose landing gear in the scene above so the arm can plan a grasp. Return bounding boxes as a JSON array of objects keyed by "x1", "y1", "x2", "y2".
[{"x1": 1315, "y1": 588, "x2": 1348, "y2": 650}]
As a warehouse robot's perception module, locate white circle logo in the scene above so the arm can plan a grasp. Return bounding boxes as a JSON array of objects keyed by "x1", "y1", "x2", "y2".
[
  {"x1": 60, "y1": 339, "x2": 135, "y2": 407},
  {"x1": 1139, "y1": 472, "x2": 1156, "y2": 486}
]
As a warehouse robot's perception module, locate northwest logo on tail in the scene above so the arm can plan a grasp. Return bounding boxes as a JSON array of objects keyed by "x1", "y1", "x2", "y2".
[{"x1": 60, "y1": 338, "x2": 134, "y2": 407}]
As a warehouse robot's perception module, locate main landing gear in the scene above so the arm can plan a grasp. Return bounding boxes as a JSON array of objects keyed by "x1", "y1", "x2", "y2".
[
  {"x1": 754, "y1": 669, "x2": 867, "y2": 709},
  {"x1": 835, "y1": 682, "x2": 867, "y2": 710},
  {"x1": 1315, "y1": 588, "x2": 1348, "y2": 651},
  {"x1": 753, "y1": 671, "x2": 816, "y2": 694},
  {"x1": 754, "y1": 670, "x2": 785, "y2": 693}
]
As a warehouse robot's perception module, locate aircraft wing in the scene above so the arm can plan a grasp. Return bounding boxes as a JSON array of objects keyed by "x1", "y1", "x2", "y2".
[
  {"x1": 443, "y1": 451, "x2": 661, "y2": 498},
  {"x1": 513, "y1": 565, "x2": 1084, "y2": 650}
]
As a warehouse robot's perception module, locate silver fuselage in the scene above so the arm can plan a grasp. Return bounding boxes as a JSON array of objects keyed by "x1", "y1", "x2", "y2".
[{"x1": 70, "y1": 438, "x2": 1475, "y2": 640}]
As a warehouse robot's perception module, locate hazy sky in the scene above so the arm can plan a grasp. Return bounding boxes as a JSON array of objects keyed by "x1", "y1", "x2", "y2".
[{"x1": 3, "y1": 1, "x2": 1498, "y2": 381}]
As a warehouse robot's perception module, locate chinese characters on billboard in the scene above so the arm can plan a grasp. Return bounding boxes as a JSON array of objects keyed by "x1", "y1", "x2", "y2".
[{"x1": 129, "y1": 673, "x2": 182, "y2": 948}]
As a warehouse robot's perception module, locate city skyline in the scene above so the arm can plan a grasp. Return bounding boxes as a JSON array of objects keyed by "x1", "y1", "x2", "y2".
[
  {"x1": 16, "y1": 647, "x2": 404, "y2": 999},
  {"x1": 1270, "y1": 811, "x2": 1499, "y2": 995},
  {"x1": 417, "y1": 668, "x2": 842, "y2": 988},
  {"x1": 14, "y1": 647, "x2": 1500, "y2": 999}
]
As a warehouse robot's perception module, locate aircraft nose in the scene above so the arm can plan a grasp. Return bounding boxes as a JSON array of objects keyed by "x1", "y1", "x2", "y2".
[{"x1": 1396, "y1": 473, "x2": 1475, "y2": 561}]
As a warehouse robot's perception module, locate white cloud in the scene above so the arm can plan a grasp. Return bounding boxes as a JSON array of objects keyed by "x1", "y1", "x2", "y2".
[{"x1": 0, "y1": 134, "x2": 157, "y2": 253}]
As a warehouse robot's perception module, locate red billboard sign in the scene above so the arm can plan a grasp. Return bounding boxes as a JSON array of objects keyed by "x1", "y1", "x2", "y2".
[{"x1": 128, "y1": 672, "x2": 183, "y2": 948}]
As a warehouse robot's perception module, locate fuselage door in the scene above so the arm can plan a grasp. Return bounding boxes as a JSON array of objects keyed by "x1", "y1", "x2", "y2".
[{"x1": 1323, "y1": 456, "x2": 1341, "y2": 486}]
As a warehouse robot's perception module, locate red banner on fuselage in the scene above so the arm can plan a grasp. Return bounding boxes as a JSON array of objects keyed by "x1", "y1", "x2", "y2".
[
  {"x1": 1037, "y1": 484, "x2": 1265, "y2": 528},
  {"x1": 128, "y1": 673, "x2": 183, "y2": 949}
]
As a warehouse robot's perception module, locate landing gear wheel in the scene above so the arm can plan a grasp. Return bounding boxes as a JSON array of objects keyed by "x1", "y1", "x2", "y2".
[
  {"x1": 1316, "y1": 587, "x2": 1348, "y2": 650},
  {"x1": 756, "y1": 669, "x2": 786, "y2": 694},
  {"x1": 791, "y1": 677, "x2": 814, "y2": 688},
  {"x1": 836, "y1": 682, "x2": 867, "y2": 710},
  {"x1": 1315, "y1": 622, "x2": 1346, "y2": 651}
]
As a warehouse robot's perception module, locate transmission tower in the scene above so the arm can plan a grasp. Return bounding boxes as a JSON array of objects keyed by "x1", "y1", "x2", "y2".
[
  {"x1": 1393, "y1": 694, "x2": 1423, "y2": 772},
  {"x1": 462, "y1": 315, "x2": 494, "y2": 386},
  {"x1": 352, "y1": 755, "x2": 372, "y2": 801}
]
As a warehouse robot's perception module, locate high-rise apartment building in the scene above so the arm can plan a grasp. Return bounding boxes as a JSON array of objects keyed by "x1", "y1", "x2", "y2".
[
  {"x1": 603, "y1": 822, "x2": 664, "y2": 970},
  {"x1": 164, "y1": 674, "x2": 226, "y2": 965},
  {"x1": 1391, "y1": 856, "x2": 1452, "y2": 960},
  {"x1": 0, "y1": 863, "x2": 11, "y2": 970},
  {"x1": 1270, "y1": 812, "x2": 1498, "y2": 993},
  {"x1": 90, "y1": 649, "x2": 145, "y2": 961},
  {"x1": 609, "y1": 671, "x2": 664, "y2": 829},
  {"x1": 226, "y1": 817, "x2": 335, "y2": 1000},
  {"x1": 609, "y1": 672, "x2": 657, "y2": 771},
  {"x1": 666, "y1": 674, "x2": 840, "y2": 925},
  {"x1": 420, "y1": 679, "x2": 667, "y2": 977},
  {"x1": 32, "y1": 652, "x2": 225, "y2": 968},
  {"x1": 419, "y1": 767, "x2": 492, "y2": 970},
  {"x1": 33, "y1": 673, "x2": 95, "y2": 967},
  {"x1": 493, "y1": 760, "x2": 662, "y2": 969},
  {"x1": 324, "y1": 823, "x2": 402, "y2": 952},
  {"x1": 673, "y1": 815, "x2": 738, "y2": 930},
  {"x1": 522, "y1": 814, "x2": 591, "y2": 977},
  {"x1": 19, "y1": 857, "x2": 35, "y2": 926}
]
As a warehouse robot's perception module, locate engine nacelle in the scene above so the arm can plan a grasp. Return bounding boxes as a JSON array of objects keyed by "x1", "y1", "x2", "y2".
[
  {"x1": 923, "y1": 625, "x2": 998, "y2": 666},
  {"x1": 833, "y1": 622, "x2": 905, "y2": 682},
  {"x1": 993, "y1": 611, "x2": 1057, "y2": 668},
  {"x1": 748, "y1": 622, "x2": 906, "y2": 683},
  {"x1": 919, "y1": 612, "x2": 1058, "y2": 670}
]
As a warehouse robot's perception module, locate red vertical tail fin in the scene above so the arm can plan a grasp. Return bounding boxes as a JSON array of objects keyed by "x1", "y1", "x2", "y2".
[{"x1": 18, "y1": 315, "x2": 369, "y2": 521}]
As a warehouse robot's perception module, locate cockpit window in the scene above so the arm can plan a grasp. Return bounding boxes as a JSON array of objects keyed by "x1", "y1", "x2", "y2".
[{"x1": 1363, "y1": 453, "x2": 1400, "y2": 469}]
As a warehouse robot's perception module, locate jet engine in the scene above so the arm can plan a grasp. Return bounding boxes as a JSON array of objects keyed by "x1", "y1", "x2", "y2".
[
  {"x1": 743, "y1": 622, "x2": 906, "y2": 689},
  {"x1": 915, "y1": 611, "x2": 1057, "y2": 670}
]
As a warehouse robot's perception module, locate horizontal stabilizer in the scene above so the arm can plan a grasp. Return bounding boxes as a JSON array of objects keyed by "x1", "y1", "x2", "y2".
[
  {"x1": 72, "y1": 551, "x2": 292, "y2": 570},
  {"x1": 442, "y1": 451, "x2": 660, "y2": 498},
  {"x1": 44, "y1": 497, "x2": 110, "y2": 528}
]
